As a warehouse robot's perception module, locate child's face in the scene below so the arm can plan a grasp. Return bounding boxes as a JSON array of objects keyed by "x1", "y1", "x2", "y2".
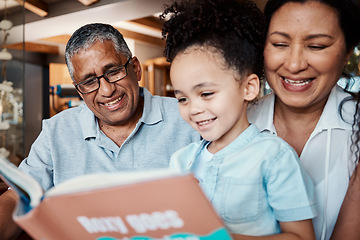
[{"x1": 170, "y1": 47, "x2": 258, "y2": 151}]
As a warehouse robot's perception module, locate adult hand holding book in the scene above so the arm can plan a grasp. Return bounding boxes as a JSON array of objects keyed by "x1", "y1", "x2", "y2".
[{"x1": 0, "y1": 157, "x2": 232, "y2": 240}]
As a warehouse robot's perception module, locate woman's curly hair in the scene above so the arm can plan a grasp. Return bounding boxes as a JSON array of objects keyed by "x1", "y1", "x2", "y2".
[{"x1": 161, "y1": 0, "x2": 266, "y2": 79}]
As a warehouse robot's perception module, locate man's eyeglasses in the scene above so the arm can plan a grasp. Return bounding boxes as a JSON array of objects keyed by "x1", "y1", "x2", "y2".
[{"x1": 74, "y1": 57, "x2": 131, "y2": 94}]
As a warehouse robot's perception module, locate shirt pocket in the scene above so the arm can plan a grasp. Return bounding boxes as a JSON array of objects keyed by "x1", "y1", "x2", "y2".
[{"x1": 220, "y1": 176, "x2": 263, "y2": 223}]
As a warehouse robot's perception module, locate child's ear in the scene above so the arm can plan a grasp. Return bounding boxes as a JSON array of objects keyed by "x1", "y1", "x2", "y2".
[{"x1": 243, "y1": 73, "x2": 260, "y2": 101}]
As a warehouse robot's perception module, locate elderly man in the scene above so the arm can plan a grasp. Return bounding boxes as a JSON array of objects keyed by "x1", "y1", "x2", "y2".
[{"x1": 0, "y1": 23, "x2": 199, "y2": 239}]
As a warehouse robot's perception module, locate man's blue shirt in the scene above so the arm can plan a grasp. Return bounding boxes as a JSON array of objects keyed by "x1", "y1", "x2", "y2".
[{"x1": 19, "y1": 88, "x2": 200, "y2": 191}]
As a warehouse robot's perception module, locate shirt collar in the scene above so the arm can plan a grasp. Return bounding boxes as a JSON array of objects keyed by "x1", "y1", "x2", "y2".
[
  {"x1": 139, "y1": 87, "x2": 163, "y2": 125},
  {"x1": 316, "y1": 85, "x2": 354, "y2": 131},
  {"x1": 79, "y1": 104, "x2": 97, "y2": 140},
  {"x1": 214, "y1": 124, "x2": 260, "y2": 157},
  {"x1": 248, "y1": 93, "x2": 277, "y2": 134},
  {"x1": 194, "y1": 124, "x2": 260, "y2": 160},
  {"x1": 248, "y1": 85, "x2": 354, "y2": 134}
]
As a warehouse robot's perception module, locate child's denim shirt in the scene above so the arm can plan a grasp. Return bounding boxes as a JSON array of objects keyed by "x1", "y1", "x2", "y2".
[{"x1": 170, "y1": 124, "x2": 317, "y2": 236}]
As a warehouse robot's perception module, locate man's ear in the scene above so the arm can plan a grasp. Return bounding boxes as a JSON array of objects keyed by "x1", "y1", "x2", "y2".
[
  {"x1": 243, "y1": 73, "x2": 260, "y2": 101},
  {"x1": 131, "y1": 56, "x2": 143, "y2": 82}
]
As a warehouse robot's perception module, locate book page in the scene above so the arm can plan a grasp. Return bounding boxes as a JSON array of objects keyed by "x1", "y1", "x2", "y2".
[{"x1": 46, "y1": 168, "x2": 187, "y2": 197}]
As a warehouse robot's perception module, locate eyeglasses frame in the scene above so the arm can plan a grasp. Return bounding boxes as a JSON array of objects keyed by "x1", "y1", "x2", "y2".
[{"x1": 74, "y1": 57, "x2": 132, "y2": 94}]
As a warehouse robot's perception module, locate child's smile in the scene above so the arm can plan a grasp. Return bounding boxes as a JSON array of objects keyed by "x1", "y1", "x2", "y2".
[{"x1": 196, "y1": 117, "x2": 217, "y2": 127}]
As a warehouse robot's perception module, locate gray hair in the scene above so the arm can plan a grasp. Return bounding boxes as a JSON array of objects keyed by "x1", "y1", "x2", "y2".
[{"x1": 65, "y1": 23, "x2": 132, "y2": 81}]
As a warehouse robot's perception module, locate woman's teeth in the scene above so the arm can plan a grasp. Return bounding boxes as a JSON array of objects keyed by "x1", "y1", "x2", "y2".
[{"x1": 283, "y1": 78, "x2": 313, "y2": 86}]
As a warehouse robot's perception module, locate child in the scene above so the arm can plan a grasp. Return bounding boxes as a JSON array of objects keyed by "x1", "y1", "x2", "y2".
[{"x1": 161, "y1": 0, "x2": 317, "y2": 239}]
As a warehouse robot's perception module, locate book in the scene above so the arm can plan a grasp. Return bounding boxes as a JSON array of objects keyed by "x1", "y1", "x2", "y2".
[{"x1": 0, "y1": 157, "x2": 232, "y2": 240}]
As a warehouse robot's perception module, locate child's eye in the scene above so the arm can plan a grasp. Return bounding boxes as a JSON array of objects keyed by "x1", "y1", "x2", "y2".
[
  {"x1": 177, "y1": 97, "x2": 187, "y2": 104},
  {"x1": 201, "y1": 92, "x2": 214, "y2": 98}
]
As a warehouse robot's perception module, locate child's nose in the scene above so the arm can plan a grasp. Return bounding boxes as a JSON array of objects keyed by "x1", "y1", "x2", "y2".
[{"x1": 189, "y1": 100, "x2": 204, "y2": 115}]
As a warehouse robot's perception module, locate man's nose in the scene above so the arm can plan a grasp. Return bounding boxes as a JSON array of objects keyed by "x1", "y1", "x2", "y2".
[{"x1": 97, "y1": 77, "x2": 116, "y2": 96}]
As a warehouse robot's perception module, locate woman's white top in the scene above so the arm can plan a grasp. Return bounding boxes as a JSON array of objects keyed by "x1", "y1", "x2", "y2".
[{"x1": 248, "y1": 85, "x2": 357, "y2": 240}]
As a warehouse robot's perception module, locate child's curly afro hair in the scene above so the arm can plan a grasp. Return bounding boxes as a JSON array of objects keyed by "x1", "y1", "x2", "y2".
[{"x1": 161, "y1": 0, "x2": 266, "y2": 78}]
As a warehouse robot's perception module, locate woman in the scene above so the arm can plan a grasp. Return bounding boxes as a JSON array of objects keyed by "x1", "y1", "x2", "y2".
[{"x1": 248, "y1": 0, "x2": 360, "y2": 239}]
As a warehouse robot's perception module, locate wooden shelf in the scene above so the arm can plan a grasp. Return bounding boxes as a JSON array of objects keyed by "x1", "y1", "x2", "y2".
[{"x1": 142, "y1": 57, "x2": 173, "y2": 97}]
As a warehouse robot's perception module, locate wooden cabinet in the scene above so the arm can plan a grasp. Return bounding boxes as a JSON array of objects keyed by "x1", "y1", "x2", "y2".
[
  {"x1": 49, "y1": 63, "x2": 81, "y2": 117},
  {"x1": 141, "y1": 57, "x2": 174, "y2": 97}
]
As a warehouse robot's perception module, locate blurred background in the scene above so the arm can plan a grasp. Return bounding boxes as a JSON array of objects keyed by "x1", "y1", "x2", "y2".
[{"x1": 0, "y1": 0, "x2": 357, "y2": 164}]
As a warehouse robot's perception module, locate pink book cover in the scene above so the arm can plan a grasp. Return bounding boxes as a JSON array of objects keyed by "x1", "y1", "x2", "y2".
[{"x1": 13, "y1": 174, "x2": 232, "y2": 240}]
